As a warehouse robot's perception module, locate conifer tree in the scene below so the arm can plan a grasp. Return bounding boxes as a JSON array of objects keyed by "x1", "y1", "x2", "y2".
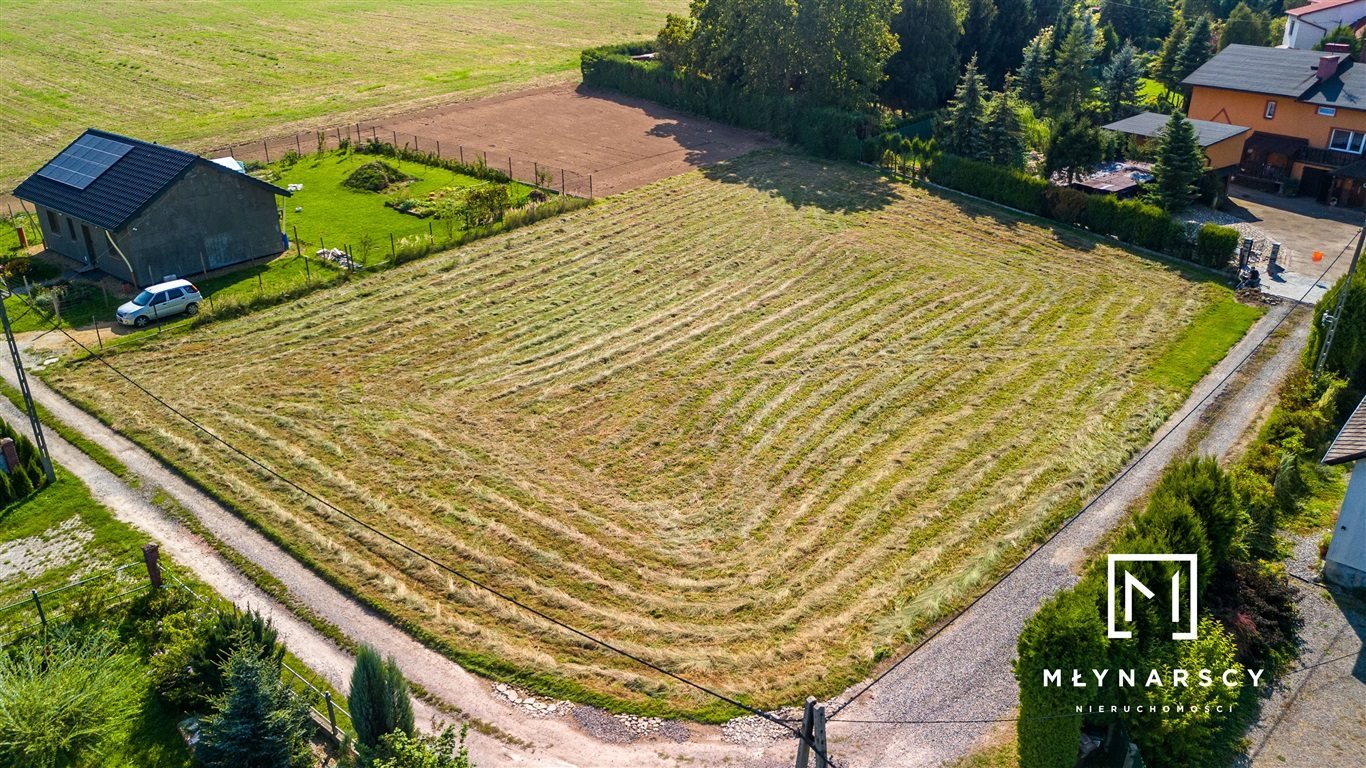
[
  {"x1": 350, "y1": 644, "x2": 416, "y2": 762},
  {"x1": 1015, "y1": 28, "x2": 1053, "y2": 105},
  {"x1": 1046, "y1": 114, "x2": 1104, "y2": 182},
  {"x1": 1151, "y1": 111, "x2": 1206, "y2": 212},
  {"x1": 1100, "y1": 41, "x2": 1142, "y2": 120},
  {"x1": 941, "y1": 55, "x2": 988, "y2": 158},
  {"x1": 1042, "y1": 19, "x2": 1096, "y2": 115},
  {"x1": 981, "y1": 85, "x2": 1026, "y2": 167},
  {"x1": 1174, "y1": 15, "x2": 1214, "y2": 84},
  {"x1": 197, "y1": 651, "x2": 313, "y2": 768},
  {"x1": 1152, "y1": 16, "x2": 1188, "y2": 88}
]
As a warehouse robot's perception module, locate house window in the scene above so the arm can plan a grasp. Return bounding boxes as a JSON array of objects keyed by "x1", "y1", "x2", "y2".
[
  {"x1": 1330, "y1": 128, "x2": 1366, "y2": 154},
  {"x1": 1264, "y1": 100, "x2": 1277, "y2": 119},
  {"x1": 66, "y1": 217, "x2": 75, "y2": 239},
  {"x1": 1319, "y1": 106, "x2": 1338, "y2": 117},
  {"x1": 45, "y1": 209, "x2": 58, "y2": 233}
]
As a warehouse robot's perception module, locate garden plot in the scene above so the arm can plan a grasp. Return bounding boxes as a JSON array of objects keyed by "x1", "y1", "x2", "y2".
[{"x1": 47, "y1": 152, "x2": 1261, "y2": 718}]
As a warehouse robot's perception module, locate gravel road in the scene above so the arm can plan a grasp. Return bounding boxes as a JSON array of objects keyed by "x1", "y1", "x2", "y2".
[
  {"x1": 1, "y1": 302, "x2": 1303, "y2": 768},
  {"x1": 823, "y1": 304, "x2": 1308, "y2": 768}
]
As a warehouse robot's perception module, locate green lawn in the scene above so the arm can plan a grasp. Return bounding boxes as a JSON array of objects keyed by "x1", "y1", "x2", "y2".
[
  {"x1": 1142, "y1": 296, "x2": 1265, "y2": 392},
  {"x1": 0, "y1": 0, "x2": 684, "y2": 190},
  {"x1": 272, "y1": 151, "x2": 533, "y2": 255},
  {"x1": 1139, "y1": 77, "x2": 1181, "y2": 110}
]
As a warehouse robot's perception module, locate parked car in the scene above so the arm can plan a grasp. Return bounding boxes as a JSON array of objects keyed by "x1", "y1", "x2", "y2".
[{"x1": 116, "y1": 279, "x2": 203, "y2": 327}]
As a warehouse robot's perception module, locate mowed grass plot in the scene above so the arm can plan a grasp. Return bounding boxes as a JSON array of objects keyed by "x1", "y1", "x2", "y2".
[
  {"x1": 273, "y1": 151, "x2": 533, "y2": 254},
  {"x1": 46, "y1": 153, "x2": 1260, "y2": 717},
  {"x1": 0, "y1": 0, "x2": 685, "y2": 190}
]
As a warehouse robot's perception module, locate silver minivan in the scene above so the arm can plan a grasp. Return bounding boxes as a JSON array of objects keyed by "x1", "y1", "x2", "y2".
[{"x1": 116, "y1": 278, "x2": 203, "y2": 327}]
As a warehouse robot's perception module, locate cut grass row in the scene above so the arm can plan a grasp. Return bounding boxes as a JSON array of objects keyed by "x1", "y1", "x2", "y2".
[{"x1": 44, "y1": 152, "x2": 1263, "y2": 718}]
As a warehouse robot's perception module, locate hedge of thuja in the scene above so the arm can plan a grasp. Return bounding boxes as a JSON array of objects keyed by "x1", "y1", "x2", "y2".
[
  {"x1": 926, "y1": 155, "x2": 1048, "y2": 215},
  {"x1": 580, "y1": 43, "x2": 869, "y2": 160},
  {"x1": 922, "y1": 154, "x2": 1242, "y2": 271},
  {"x1": 0, "y1": 417, "x2": 47, "y2": 503},
  {"x1": 1196, "y1": 223, "x2": 1241, "y2": 269}
]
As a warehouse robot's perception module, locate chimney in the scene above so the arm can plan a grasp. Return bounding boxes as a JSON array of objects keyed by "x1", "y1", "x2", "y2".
[
  {"x1": 1325, "y1": 42, "x2": 1353, "y2": 55},
  {"x1": 1318, "y1": 54, "x2": 1342, "y2": 80}
]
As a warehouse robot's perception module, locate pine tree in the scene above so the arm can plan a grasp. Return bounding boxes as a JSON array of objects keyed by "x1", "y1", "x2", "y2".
[
  {"x1": 1151, "y1": 111, "x2": 1206, "y2": 212},
  {"x1": 958, "y1": 0, "x2": 998, "y2": 70},
  {"x1": 350, "y1": 644, "x2": 416, "y2": 761},
  {"x1": 1100, "y1": 41, "x2": 1142, "y2": 120},
  {"x1": 1174, "y1": 15, "x2": 1215, "y2": 84},
  {"x1": 981, "y1": 86, "x2": 1026, "y2": 167},
  {"x1": 881, "y1": 0, "x2": 963, "y2": 110},
  {"x1": 941, "y1": 55, "x2": 988, "y2": 158},
  {"x1": 197, "y1": 651, "x2": 313, "y2": 768},
  {"x1": 1152, "y1": 16, "x2": 1187, "y2": 89},
  {"x1": 1042, "y1": 19, "x2": 1096, "y2": 115}
]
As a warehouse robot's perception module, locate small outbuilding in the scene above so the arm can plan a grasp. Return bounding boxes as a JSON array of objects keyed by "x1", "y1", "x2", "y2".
[
  {"x1": 14, "y1": 129, "x2": 290, "y2": 286},
  {"x1": 1321, "y1": 395, "x2": 1366, "y2": 587}
]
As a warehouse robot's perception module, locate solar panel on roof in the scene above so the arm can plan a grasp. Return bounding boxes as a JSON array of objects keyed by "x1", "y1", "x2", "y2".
[{"x1": 35, "y1": 134, "x2": 133, "y2": 190}]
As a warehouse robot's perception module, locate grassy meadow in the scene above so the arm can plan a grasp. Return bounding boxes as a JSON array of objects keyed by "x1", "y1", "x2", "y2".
[
  {"x1": 46, "y1": 152, "x2": 1262, "y2": 718},
  {"x1": 0, "y1": 0, "x2": 684, "y2": 190}
]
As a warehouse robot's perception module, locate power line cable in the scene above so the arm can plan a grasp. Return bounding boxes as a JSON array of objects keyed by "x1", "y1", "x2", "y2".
[
  {"x1": 2, "y1": 288, "x2": 847, "y2": 768},
  {"x1": 827, "y1": 227, "x2": 1362, "y2": 721}
]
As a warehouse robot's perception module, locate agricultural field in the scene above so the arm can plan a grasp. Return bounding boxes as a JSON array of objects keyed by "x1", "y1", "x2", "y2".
[
  {"x1": 46, "y1": 152, "x2": 1262, "y2": 718},
  {"x1": 0, "y1": 0, "x2": 685, "y2": 190}
]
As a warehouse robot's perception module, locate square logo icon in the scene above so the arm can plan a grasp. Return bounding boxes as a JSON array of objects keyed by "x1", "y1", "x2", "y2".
[{"x1": 1106, "y1": 554, "x2": 1198, "y2": 640}]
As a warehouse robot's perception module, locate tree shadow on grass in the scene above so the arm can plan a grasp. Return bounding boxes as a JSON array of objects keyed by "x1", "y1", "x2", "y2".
[{"x1": 699, "y1": 151, "x2": 900, "y2": 213}]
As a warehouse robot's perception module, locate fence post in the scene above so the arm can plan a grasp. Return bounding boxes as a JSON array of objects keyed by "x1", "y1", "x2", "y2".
[
  {"x1": 95, "y1": 323, "x2": 103, "y2": 351},
  {"x1": 372, "y1": 126, "x2": 377, "y2": 141},
  {"x1": 296, "y1": 134, "x2": 302, "y2": 154},
  {"x1": 459, "y1": 146, "x2": 464, "y2": 164},
  {"x1": 436, "y1": 140, "x2": 441, "y2": 157},
  {"x1": 589, "y1": 175, "x2": 593, "y2": 200},
  {"x1": 393, "y1": 130, "x2": 398, "y2": 146},
  {"x1": 30, "y1": 589, "x2": 45, "y2": 626},
  {"x1": 294, "y1": 226, "x2": 302, "y2": 257},
  {"x1": 509, "y1": 157, "x2": 513, "y2": 179},
  {"x1": 143, "y1": 543, "x2": 163, "y2": 588},
  {"x1": 257, "y1": 272, "x2": 264, "y2": 294},
  {"x1": 264, "y1": 141, "x2": 270, "y2": 163},
  {"x1": 324, "y1": 692, "x2": 339, "y2": 736},
  {"x1": 303, "y1": 254, "x2": 311, "y2": 287},
  {"x1": 561, "y1": 169, "x2": 566, "y2": 196},
  {"x1": 390, "y1": 233, "x2": 396, "y2": 261},
  {"x1": 414, "y1": 135, "x2": 419, "y2": 152}
]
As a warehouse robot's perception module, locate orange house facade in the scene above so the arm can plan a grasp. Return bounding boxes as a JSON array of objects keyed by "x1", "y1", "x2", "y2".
[{"x1": 1184, "y1": 43, "x2": 1366, "y2": 207}]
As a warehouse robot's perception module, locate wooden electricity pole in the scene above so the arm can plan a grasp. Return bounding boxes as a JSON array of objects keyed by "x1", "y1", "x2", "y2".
[{"x1": 794, "y1": 697, "x2": 829, "y2": 768}]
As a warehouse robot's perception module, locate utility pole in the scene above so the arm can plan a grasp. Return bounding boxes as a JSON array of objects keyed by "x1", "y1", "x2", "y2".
[
  {"x1": 794, "y1": 697, "x2": 829, "y2": 768},
  {"x1": 1315, "y1": 216, "x2": 1366, "y2": 380},
  {"x1": 0, "y1": 288, "x2": 55, "y2": 483}
]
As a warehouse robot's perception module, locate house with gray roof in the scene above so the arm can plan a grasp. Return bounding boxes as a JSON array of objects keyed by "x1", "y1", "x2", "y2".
[
  {"x1": 1183, "y1": 44, "x2": 1366, "y2": 206},
  {"x1": 14, "y1": 129, "x2": 290, "y2": 287}
]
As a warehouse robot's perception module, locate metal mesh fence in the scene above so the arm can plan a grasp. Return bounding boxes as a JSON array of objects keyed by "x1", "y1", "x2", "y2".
[{"x1": 207, "y1": 123, "x2": 594, "y2": 198}]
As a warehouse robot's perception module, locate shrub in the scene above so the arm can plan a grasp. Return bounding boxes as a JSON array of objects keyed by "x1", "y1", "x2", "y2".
[
  {"x1": 1151, "y1": 457, "x2": 1247, "y2": 571},
  {"x1": 1014, "y1": 584, "x2": 1108, "y2": 768},
  {"x1": 350, "y1": 645, "x2": 415, "y2": 762},
  {"x1": 375, "y1": 725, "x2": 473, "y2": 768},
  {"x1": 149, "y1": 606, "x2": 283, "y2": 711},
  {"x1": 1206, "y1": 561, "x2": 1299, "y2": 671},
  {"x1": 1042, "y1": 186, "x2": 1089, "y2": 225},
  {"x1": 197, "y1": 649, "x2": 313, "y2": 768},
  {"x1": 1195, "y1": 223, "x2": 1240, "y2": 269},
  {"x1": 928, "y1": 154, "x2": 1048, "y2": 214},
  {"x1": 344, "y1": 161, "x2": 415, "y2": 192},
  {"x1": 1307, "y1": 267, "x2": 1366, "y2": 388},
  {"x1": 1083, "y1": 195, "x2": 1174, "y2": 251},
  {"x1": 0, "y1": 630, "x2": 141, "y2": 768}
]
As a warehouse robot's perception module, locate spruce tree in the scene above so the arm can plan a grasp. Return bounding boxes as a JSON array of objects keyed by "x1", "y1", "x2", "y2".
[
  {"x1": 1045, "y1": 114, "x2": 1104, "y2": 182},
  {"x1": 1220, "y1": 3, "x2": 1268, "y2": 49},
  {"x1": 1174, "y1": 15, "x2": 1214, "y2": 84},
  {"x1": 981, "y1": 86, "x2": 1026, "y2": 167},
  {"x1": 197, "y1": 651, "x2": 313, "y2": 768},
  {"x1": 881, "y1": 0, "x2": 963, "y2": 110},
  {"x1": 958, "y1": 0, "x2": 998, "y2": 71},
  {"x1": 982, "y1": 0, "x2": 1037, "y2": 87},
  {"x1": 1042, "y1": 20, "x2": 1096, "y2": 115},
  {"x1": 1152, "y1": 17, "x2": 1187, "y2": 89},
  {"x1": 1100, "y1": 41, "x2": 1142, "y2": 120},
  {"x1": 941, "y1": 55, "x2": 988, "y2": 158},
  {"x1": 1151, "y1": 111, "x2": 1206, "y2": 212},
  {"x1": 350, "y1": 644, "x2": 416, "y2": 761},
  {"x1": 1015, "y1": 28, "x2": 1053, "y2": 106}
]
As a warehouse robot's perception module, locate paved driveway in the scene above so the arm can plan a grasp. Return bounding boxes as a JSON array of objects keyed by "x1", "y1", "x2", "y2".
[{"x1": 1225, "y1": 185, "x2": 1363, "y2": 304}]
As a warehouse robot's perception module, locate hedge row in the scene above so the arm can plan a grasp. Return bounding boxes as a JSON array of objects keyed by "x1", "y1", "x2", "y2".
[
  {"x1": 926, "y1": 154, "x2": 1240, "y2": 269},
  {"x1": 581, "y1": 43, "x2": 869, "y2": 161},
  {"x1": 0, "y1": 416, "x2": 47, "y2": 503}
]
